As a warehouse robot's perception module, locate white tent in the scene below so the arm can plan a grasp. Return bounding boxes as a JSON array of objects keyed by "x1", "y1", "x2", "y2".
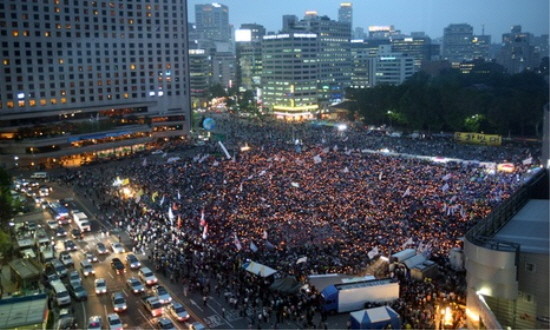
[{"x1": 243, "y1": 261, "x2": 278, "y2": 277}]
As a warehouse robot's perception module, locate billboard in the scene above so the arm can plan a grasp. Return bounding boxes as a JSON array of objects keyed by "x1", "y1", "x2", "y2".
[{"x1": 454, "y1": 132, "x2": 502, "y2": 146}]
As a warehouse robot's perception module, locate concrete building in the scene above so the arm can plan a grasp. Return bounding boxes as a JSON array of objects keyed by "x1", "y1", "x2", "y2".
[
  {"x1": 372, "y1": 45, "x2": 416, "y2": 86},
  {"x1": 338, "y1": 2, "x2": 353, "y2": 26},
  {"x1": 350, "y1": 39, "x2": 390, "y2": 88},
  {"x1": 391, "y1": 35, "x2": 436, "y2": 70},
  {"x1": 261, "y1": 33, "x2": 319, "y2": 120},
  {"x1": 194, "y1": 3, "x2": 231, "y2": 43},
  {"x1": 0, "y1": 0, "x2": 191, "y2": 168},
  {"x1": 189, "y1": 49, "x2": 211, "y2": 110},
  {"x1": 497, "y1": 25, "x2": 540, "y2": 74},
  {"x1": 236, "y1": 24, "x2": 265, "y2": 91},
  {"x1": 282, "y1": 15, "x2": 299, "y2": 33},
  {"x1": 464, "y1": 169, "x2": 549, "y2": 329},
  {"x1": 442, "y1": 23, "x2": 474, "y2": 63}
]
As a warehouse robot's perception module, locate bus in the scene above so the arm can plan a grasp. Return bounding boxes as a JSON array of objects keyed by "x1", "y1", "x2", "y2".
[{"x1": 48, "y1": 202, "x2": 71, "y2": 225}]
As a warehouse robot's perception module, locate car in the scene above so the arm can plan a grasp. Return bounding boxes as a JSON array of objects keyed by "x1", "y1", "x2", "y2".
[
  {"x1": 111, "y1": 291, "x2": 128, "y2": 312},
  {"x1": 111, "y1": 242, "x2": 125, "y2": 254},
  {"x1": 25, "y1": 221, "x2": 38, "y2": 233},
  {"x1": 40, "y1": 200, "x2": 49, "y2": 210},
  {"x1": 111, "y1": 258, "x2": 126, "y2": 275},
  {"x1": 70, "y1": 228, "x2": 82, "y2": 239},
  {"x1": 188, "y1": 322, "x2": 206, "y2": 330},
  {"x1": 69, "y1": 282, "x2": 88, "y2": 301},
  {"x1": 63, "y1": 239, "x2": 77, "y2": 251},
  {"x1": 126, "y1": 277, "x2": 145, "y2": 294},
  {"x1": 83, "y1": 251, "x2": 98, "y2": 263},
  {"x1": 155, "y1": 317, "x2": 176, "y2": 330},
  {"x1": 106, "y1": 313, "x2": 123, "y2": 330},
  {"x1": 46, "y1": 219, "x2": 59, "y2": 230},
  {"x1": 55, "y1": 226, "x2": 67, "y2": 237},
  {"x1": 67, "y1": 270, "x2": 81, "y2": 286},
  {"x1": 125, "y1": 253, "x2": 141, "y2": 269},
  {"x1": 80, "y1": 259, "x2": 95, "y2": 277},
  {"x1": 42, "y1": 263, "x2": 60, "y2": 284},
  {"x1": 97, "y1": 242, "x2": 109, "y2": 255},
  {"x1": 59, "y1": 251, "x2": 74, "y2": 267},
  {"x1": 51, "y1": 259, "x2": 68, "y2": 278},
  {"x1": 94, "y1": 278, "x2": 107, "y2": 295},
  {"x1": 167, "y1": 302, "x2": 190, "y2": 322},
  {"x1": 138, "y1": 266, "x2": 158, "y2": 286},
  {"x1": 87, "y1": 315, "x2": 102, "y2": 330},
  {"x1": 152, "y1": 285, "x2": 172, "y2": 304}
]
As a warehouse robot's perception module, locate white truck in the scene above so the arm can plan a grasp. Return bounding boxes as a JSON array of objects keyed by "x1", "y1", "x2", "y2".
[
  {"x1": 320, "y1": 278, "x2": 399, "y2": 313},
  {"x1": 73, "y1": 212, "x2": 91, "y2": 232}
]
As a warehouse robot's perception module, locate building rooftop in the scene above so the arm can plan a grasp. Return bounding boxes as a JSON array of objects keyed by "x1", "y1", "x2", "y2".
[
  {"x1": 493, "y1": 199, "x2": 550, "y2": 254},
  {"x1": 0, "y1": 294, "x2": 48, "y2": 328}
]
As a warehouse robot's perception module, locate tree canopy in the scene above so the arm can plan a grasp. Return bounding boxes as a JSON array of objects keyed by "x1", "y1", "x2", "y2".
[{"x1": 347, "y1": 65, "x2": 549, "y2": 137}]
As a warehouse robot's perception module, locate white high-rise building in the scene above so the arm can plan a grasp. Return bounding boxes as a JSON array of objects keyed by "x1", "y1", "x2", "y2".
[
  {"x1": 372, "y1": 45, "x2": 416, "y2": 86},
  {"x1": 0, "y1": 0, "x2": 191, "y2": 168}
]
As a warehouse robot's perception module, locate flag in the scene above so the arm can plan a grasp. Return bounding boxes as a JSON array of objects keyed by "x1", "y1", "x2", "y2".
[
  {"x1": 151, "y1": 191, "x2": 159, "y2": 202},
  {"x1": 367, "y1": 247, "x2": 379, "y2": 259},
  {"x1": 321, "y1": 138, "x2": 326, "y2": 144},
  {"x1": 177, "y1": 190, "x2": 181, "y2": 200},
  {"x1": 233, "y1": 233, "x2": 242, "y2": 251},
  {"x1": 239, "y1": 182, "x2": 243, "y2": 192},
  {"x1": 296, "y1": 256, "x2": 308, "y2": 264},
  {"x1": 322, "y1": 147, "x2": 330, "y2": 153},
  {"x1": 342, "y1": 167, "x2": 349, "y2": 173},
  {"x1": 378, "y1": 172, "x2": 383, "y2": 180},
  {"x1": 401, "y1": 237, "x2": 414, "y2": 249},
  {"x1": 262, "y1": 230, "x2": 268, "y2": 240},
  {"x1": 402, "y1": 187, "x2": 411, "y2": 198},
  {"x1": 345, "y1": 150, "x2": 352, "y2": 155},
  {"x1": 202, "y1": 224, "x2": 208, "y2": 240},
  {"x1": 522, "y1": 157, "x2": 533, "y2": 165},
  {"x1": 142, "y1": 158, "x2": 147, "y2": 167},
  {"x1": 212, "y1": 160, "x2": 219, "y2": 166},
  {"x1": 442, "y1": 173, "x2": 452, "y2": 181},
  {"x1": 441, "y1": 183, "x2": 449, "y2": 192},
  {"x1": 333, "y1": 145, "x2": 338, "y2": 152},
  {"x1": 291, "y1": 182, "x2": 300, "y2": 188},
  {"x1": 168, "y1": 205, "x2": 174, "y2": 222},
  {"x1": 250, "y1": 241, "x2": 258, "y2": 252},
  {"x1": 199, "y1": 208, "x2": 206, "y2": 227},
  {"x1": 258, "y1": 170, "x2": 267, "y2": 176},
  {"x1": 177, "y1": 215, "x2": 182, "y2": 228},
  {"x1": 159, "y1": 195, "x2": 165, "y2": 206},
  {"x1": 313, "y1": 155, "x2": 322, "y2": 164}
]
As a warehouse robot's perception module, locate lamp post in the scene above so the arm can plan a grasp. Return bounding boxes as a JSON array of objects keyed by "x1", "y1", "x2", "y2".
[{"x1": 387, "y1": 110, "x2": 393, "y2": 129}]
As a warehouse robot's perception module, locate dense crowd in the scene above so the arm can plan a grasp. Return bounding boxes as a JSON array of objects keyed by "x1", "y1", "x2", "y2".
[{"x1": 60, "y1": 116, "x2": 540, "y2": 329}]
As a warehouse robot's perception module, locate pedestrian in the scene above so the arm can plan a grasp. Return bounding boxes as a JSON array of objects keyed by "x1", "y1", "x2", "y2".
[{"x1": 203, "y1": 295, "x2": 208, "y2": 307}]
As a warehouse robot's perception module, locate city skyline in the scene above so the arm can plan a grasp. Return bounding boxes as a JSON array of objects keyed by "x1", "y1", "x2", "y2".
[{"x1": 188, "y1": 0, "x2": 550, "y2": 40}]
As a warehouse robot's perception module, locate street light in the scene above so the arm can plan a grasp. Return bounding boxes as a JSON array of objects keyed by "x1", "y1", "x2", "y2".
[{"x1": 387, "y1": 110, "x2": 393, "y2": 129}]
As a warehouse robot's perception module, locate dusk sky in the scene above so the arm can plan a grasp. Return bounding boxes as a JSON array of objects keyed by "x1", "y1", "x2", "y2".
[{"x1": 188, "y1": 0, "x2": 550, "y2": 40}]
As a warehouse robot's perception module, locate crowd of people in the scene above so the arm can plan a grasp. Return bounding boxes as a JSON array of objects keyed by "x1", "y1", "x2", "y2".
[{"x1": 59, "y1": 115, "x2": 541, "y2": 329}]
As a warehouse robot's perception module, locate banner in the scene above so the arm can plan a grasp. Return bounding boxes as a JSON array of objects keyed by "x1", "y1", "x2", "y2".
[{"x1": 454, "y1": 132, "x2": 502, "y2": 146}]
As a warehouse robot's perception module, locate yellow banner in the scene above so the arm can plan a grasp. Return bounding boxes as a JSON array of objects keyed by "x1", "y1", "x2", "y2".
[{"x1": 454, "y1": 132, "x2": 502, "y2": 146}]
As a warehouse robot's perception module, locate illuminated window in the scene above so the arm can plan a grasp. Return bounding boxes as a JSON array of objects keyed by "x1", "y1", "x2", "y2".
[
  {"x1": 2, "y1": 59, "x2": 9, "y2": 65},
  {"x1": 50, "y1": 98, "x2": 57, "y2": 104},
  {"x1": 40, "y1": 99, "x2": 47, "y2": 105},
  {"x1": 7, "y1": 101, "x2": 14, "y2": 108},
  {"x1": 44, "y1": 32, "x2": 51, "y2": 37},
  {"x1": 29, "y1": 100, "x2": 36, "y2": 106},
  {"x1": 12, "y1": 31, "x2": 19, "y2": 37},
  {"x1": 58, "y1": 59, "x2": 64, "y2": 64},
  {"x1": 60, "y1": 97, "x2": 67, "y2": 103},
  {"x1": 130, "y1": 64, "x2": 136, "y2": 70},
  {"x1": 123, "y1": 93, "x2": 129, "y2": 99},
  {"x1": 23, "y1": 30, "x2": 29, "y2": 37},
  {"x1": 18, "y1": 100, "x2": 25, "y2": 107}
]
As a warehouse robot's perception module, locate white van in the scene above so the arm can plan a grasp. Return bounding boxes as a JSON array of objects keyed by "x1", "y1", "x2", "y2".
[
  {"x1": 73, "y1": 212, "x2": 91, "y2": 232},
  {"x1": 50, "y1": 280, "x2": 71, "y2": 306}
]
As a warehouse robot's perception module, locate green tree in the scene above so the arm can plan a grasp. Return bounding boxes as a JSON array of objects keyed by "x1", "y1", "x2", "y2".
[
  {"x1": 0, "y1": 167, "x2": 14, "y2": 227},
  {"x1": 0, "y1": 230, "x2": 12, "y2": 259}
]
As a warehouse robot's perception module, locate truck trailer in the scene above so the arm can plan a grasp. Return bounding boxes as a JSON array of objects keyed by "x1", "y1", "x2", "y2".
[{"x1": 321, "y1": 278, "x2": 399, "y2": 313}]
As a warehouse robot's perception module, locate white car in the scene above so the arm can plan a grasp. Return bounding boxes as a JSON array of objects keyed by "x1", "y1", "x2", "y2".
[
  {"x1": 94, "y1": 278, "x2": 107, "y2": 295},
  {"x1": 153, "y1": 285, "x2": 172, "y2": 304},
  {"x1": 111, "y1": 291, "x2": 128, "y2": 312},
  {"x1": 126, "y1": 277, "x2": 145, "y2": 294},
  {"x1": 106, "y1": 313, "x2": 123, "y2": 330},
  {"x1": 46, "y1": 220, "x2": 59, "y2": 230},
  {"x1": 168, "y1": 302, "x2": 190, "y2": 322},
  {"x1": 87, "y1": 315, "x2": 102, "y2": 330},
  {"x1": 111, "y1": 242, "x2": 125, "y2": 254},
  {"x1": 59, "y1": 252, "x2": 74, "y2": 267},
  {"x1": 138, "y1": 266, "x2": 158, "y2": 286}
]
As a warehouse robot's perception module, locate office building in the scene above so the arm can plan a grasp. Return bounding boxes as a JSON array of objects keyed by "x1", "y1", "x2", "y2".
[
  {"x1": 236, "y1": 24, "x2": 265, "y2": 91},
  {"x1": 442, "y1": 23, "x2": 474, "y2": 63},
  {"x1": 497, "y1": 25, "x2": 539, "y2": 74},
  {"x1": 391, "y1": 35, "x2": 435, "y2": 70},
  {"x1": 350, "y1": 39, "x2": 390, "y2": 88},
  {"x1": 261, "y1": 33, "x2": 319, "y2": 120},
  {"x1": 189, "y1": 49, "x2": 211, "y2": 109},
  {"x1": 372, "y1": 45, "x2": 416, "y2": 86},
  {"x1": 194, "y1": 3, "x2": 231, "y2": 43},
  {"x1": 471, "y1": 34, "x2": 491, "y2": 60},
  {"x1": 282, "y1": 15, "x2": 299, "y2": 33},
  {"x1": 338, "y1": 2, "x2": 353, "y2": 26},
  {"x1": 0, "y1": 0, "x2": 191, "y2": 168}
]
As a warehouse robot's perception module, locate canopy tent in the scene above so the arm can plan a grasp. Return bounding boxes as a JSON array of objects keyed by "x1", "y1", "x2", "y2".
[
  {"x1": 242, "y1": 261, "x2": 277, "y2": 277},
  {"x1": 350, "y1": 306, "x2": 401, "y2": 329},
  {"x1": 270, "y1": 277, "x2": 302, "y2": 294},
  {"x1": 402, "y1": 254, "x2": 427, "y2": 269}
]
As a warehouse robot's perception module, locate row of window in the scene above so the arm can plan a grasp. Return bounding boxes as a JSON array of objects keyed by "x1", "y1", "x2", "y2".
[
  {"x1": 1, "y1": 30, "x2": 184, "y2": 39},
  {"x1": 0, "y1": 90, "x2": 182, "y2": 109}
]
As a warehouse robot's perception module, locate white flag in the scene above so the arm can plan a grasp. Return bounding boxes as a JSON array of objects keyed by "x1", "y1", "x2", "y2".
[
  {"x1": 159, "y1": 195, "x2": 165, "y2": 206},
  {"x1": 177, "y1": 190, "x2": 181, "y2": 200},
  {"x1": 142, "y1": 158, "x2": 147, "y2": 167},
  {"x1": 202, "y1": 224, "x2": 208, "y2": 240},
  {"x1": 234, "y1": 233, "x2": 242, "y2": 251},
  {"x1": 522, "y1": 157, "x2": 533, "y2": 165},
  {"x1": 342, "y1": 167, "x2": 349, "y2": 173},
  {"x1": 239, "y1": 182, "x2": 243, "y2": 192},
  {"x1": 441, "y1": 183, "x2": 449, "y2": 192},
  {"x1": 291, "y1": 182, "x2": 300, "y2": 188},
  {"x1": 262, "y1": 230, "x2": 268, "y2": 240},
  {"x1": 442, "y1": 173, "x2": 452, "y2": 181},
  {"x1": 402, "y1": 187, "x2": 411, "y2": 198},
  {"x1": 333, "y1": 145, "x2": 338, "y2": 152},
  {"x1": 250, "y1": 241, "x2": 258, "y2": 252},
  {"x1": 379, "y1": 172, "x2": 383, "y2": 180},
  {"x1": 313, "y1": 155, "x2": 322, "y2": 164},
  {"x1": 168, "y1": 205, "x2": 174, "y2": 221},
  {"x1": 296, "y1": 256, "x2": 308, "y2": 264},
  {"x1": 258, "y1": 170, "x2": 267, "y2": 176},
  {"x1": 401, "y1": 237, "x2": 414, "y2": 249},
  {"x1": 367, "y1": 247, "x2": 379, "y2": 259},
  {"x1": 199, "y1": 208, "x2": 206, "y2": 227},
  {"x1": 322, "y1": 147, "x2": 330, "y2": 153},
  {"x1": 212, "y1": 160, "x2": 219, "y2": 166}
]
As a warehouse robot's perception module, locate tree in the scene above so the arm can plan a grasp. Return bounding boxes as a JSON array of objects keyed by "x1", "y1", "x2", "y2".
[{"x1": 0, "y1": 167, "x2": 14, "y2": 228}]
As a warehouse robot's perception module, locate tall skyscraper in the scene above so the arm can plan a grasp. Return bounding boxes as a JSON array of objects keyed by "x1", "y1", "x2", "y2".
[
  {"x1": 236, "y1": 24, "x2": 265, "y2": 91},
  {"x1": 0, "y1": 0, "x2": 190, "y2": 168},
  {"x1": 338, "y1": 2, "x2": 353, "y2": 26},
  {"x1": 261, "y1": 33, "x2": 319, "y2": 120},
  {"x1": 194, "y1": 3, "x2": 231, "y2": 43},
  {"x1": 442, "y1": 23, "x2": 474, "y2": 63},
  {"x1": 497, "y1": 25, "x2": 539, "y2": 74}
]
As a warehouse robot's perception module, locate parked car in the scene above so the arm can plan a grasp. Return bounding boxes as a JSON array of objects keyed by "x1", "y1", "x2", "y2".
[
  {"x1": 55, "y1": 227, "x2": 67, "y2": 238},
  {"x1": 70, "y1": 228, "x2": 83, "y2": 240},
  {"x1": 83, "y1": 250, "x2": 98, "y2": 263},
  {"x1": 80, "y1": 259, "x2": 95, "y2": 277},
  {"x1": 67, "y1": 270, "x2": 81, "y2": 287}
]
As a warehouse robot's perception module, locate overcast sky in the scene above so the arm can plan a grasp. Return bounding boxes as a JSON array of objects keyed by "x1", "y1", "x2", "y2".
[{"x1": 188, "y1": 0, "x2": 550, "y2": 40}]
